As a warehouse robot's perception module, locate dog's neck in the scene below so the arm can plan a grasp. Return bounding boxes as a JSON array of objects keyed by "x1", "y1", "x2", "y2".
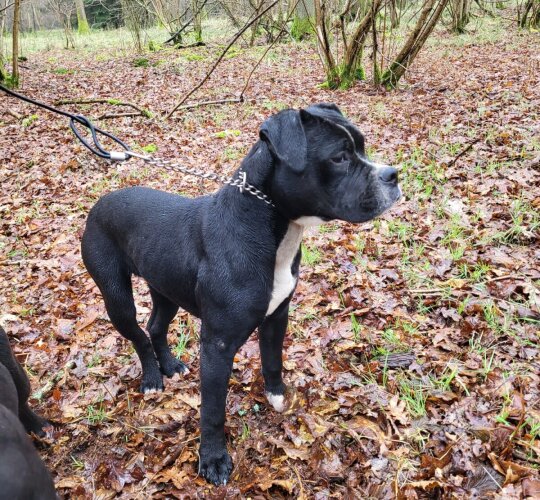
[
  {"x1": 237, "y1": 141, "x2": 274, "y2": 192},
  {"x1": 217, "y1": 141, "x2": 279, "y2": 215},
  {"x1": 221, "y1": 141, "x2": 326, "y2": 231}
]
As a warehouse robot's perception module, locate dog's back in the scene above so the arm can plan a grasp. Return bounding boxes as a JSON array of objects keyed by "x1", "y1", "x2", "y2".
[
  {"x1": 81, "y1": 186, "x2": 209, "y2": 313},
  {"x1": 83, "y1": 186, "x2": 208, "y2": 244}
]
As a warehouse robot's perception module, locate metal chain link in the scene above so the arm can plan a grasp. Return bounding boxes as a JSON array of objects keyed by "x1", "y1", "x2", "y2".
[{"x1": 128, "y1": 152, "x2": 275, "y2": 207}]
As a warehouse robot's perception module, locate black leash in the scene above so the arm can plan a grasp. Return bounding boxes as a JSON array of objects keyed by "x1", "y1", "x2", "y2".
[
  {"x1": 0, "y1": 83, "x2": 131, "y2": 160},
  {"x1": 0, "y1": 83, "x2": 275, "y2": 205}
]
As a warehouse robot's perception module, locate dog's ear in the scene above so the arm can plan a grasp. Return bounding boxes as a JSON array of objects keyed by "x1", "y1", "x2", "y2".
[
  {"x1": 307, "y1": 103, "x2": 343, "y2": 116},
  {"x1": 259, "y1": 110, "x2": 307, "y2": 173}
]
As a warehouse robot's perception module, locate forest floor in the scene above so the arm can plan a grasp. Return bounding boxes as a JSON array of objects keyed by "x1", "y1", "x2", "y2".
[{"x1": 1, "y1": 18, "x2": 540, "y2": 499}]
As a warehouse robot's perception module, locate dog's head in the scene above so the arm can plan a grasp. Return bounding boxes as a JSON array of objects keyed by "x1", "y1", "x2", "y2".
[{"x1": 259, "y1": 103, "x2": 401, "y2": 223}]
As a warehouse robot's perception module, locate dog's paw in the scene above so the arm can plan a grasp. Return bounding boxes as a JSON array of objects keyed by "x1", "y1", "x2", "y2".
[
  {"x1": 199, "y1": 449, "x2": 233, "y2": 486},
  {"x1": 159, "y1": 356, "x2": 189, "y2": 378},
  {"x1": 24, "y1": 419, "x2": 50, "y2": 438},
  {"x1": 20, "y1": 407, "x2": 50, "y2": 437},
  {"x1": 140, "y1": 374, "x2": 164, "y2": 393},
  {"x1": 265, "y1": 391, "x2": 286, "y2": 413}
]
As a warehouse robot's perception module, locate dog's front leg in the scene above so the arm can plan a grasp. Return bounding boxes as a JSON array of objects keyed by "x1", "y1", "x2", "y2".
[
  {"x1": 198, "y1": 337, "x2": 236, "y2": 485},
  {"x1": 259, "y1": 300, "x2": 289, "y2": 413}
]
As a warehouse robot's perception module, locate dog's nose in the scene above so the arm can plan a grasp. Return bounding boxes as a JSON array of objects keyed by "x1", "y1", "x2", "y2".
[{"x1": 378, "y1": 166, "x2": 398, "y2": 185}]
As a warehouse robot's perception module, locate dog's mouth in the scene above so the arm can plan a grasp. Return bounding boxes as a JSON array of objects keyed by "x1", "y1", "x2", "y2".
[{"x1": 379, "y1": 183, "x2": 402, "y2": 213}]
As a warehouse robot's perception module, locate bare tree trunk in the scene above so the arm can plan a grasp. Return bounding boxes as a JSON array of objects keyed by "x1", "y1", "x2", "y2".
[
  {"x1": 121, "y1": 0, "x2": 144, "y2": 52},
  {"x1": 248, "y1": 0, "x2": 264, "y2": 46},
  {"x1": 63, "y1": 13, "x2": 75, "y2": 48},
  {"x1": 12, "y1": 0, "x2": 20, "y2": 86},
  {"x1": 340, "y1": 0, "x2": 383, "y2": 87},
  {"x1": 75, "y1": 0, "x2": 90, "y2": 34},
  {"x1": 0, "y1": 0, "x2": 7, "y2": 80},
  {"x1": 389, "y1": 0, "x2": 399, "y2": 27},
  {"x1": 449, "y1": 0, "x2": 471, "y2": 32},
  {"x1": 371, "y1": 0, "x2": 381, "y2": 84},
  {"x1": 32, "y1": 3, "x2": 41, "y2": 31},
  {"x1": 519, "y1": 0, "x2": 539, "y2": 27},
  {"x1": 381, "y1": 0, "x2": 449, "y2": 88},
  {"x1": 314, "y1": 0, "x2": 384, "y2": 89},
  {"x1": 192, "y1": 0, "x2": 203, "y2": 42},
  {"x1": 314, "y1": 0, "x2": 336, "y2": 78}
]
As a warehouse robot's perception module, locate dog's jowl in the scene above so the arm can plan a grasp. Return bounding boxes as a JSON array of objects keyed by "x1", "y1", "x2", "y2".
[
  {"x1": 81, "y1": 103, "x2": 401, "y2": 485},
  {"x1": 0, "y1": 326, "x2": 56, "y2": 499}
]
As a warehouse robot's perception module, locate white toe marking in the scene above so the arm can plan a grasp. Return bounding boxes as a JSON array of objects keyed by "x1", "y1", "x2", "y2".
[
  {"x1": 266, "y1": 392, "x2": 285, "y2": 412},
  {"x1": 144, "y1": 388, "x2": 158, "y2": 394}
]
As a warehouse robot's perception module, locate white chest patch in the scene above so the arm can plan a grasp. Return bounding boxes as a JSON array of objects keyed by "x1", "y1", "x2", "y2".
[{"x1": 265, "y1": 223, "x2": 304, "y2": 316}]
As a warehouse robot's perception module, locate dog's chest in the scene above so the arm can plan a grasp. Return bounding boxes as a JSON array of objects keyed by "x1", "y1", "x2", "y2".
[{"x1": 266, "y1": 223, "x2": 303, "y2": 316}]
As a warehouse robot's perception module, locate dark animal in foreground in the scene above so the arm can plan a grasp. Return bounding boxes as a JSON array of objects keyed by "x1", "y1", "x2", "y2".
[
  {"x1": 81, "y1": 103, "x2": 401, "y2": 485},
  {"x1": 0, "y1": 326, "x2": 56, "y2": 499}
]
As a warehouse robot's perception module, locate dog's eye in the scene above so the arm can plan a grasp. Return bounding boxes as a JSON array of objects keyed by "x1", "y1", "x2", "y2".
[{"x1": 331, "y1": 154, "x2": 349, "y2": 165}]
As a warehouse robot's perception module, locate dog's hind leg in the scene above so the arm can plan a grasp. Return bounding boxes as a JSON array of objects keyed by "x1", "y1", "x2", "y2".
[
  {"x1": 82, "y1": 235, "x2": 163, "y2": 393},
  {"x1": 147, "y1": 288, "x2": 188, "y2": 378},
  {"x1": 101, "y1": 274, "x2": 164, "y2": 393}
]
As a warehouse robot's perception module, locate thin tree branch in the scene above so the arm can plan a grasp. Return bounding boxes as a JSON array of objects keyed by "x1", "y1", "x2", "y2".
[
  {"x1": 0, "y1": 1, "x2": 14, "y2": 14},
  {"x1": 172, "y1": 0, "x2": 299, "y2": 113},
  {"x1": 165, "y1": 0, "x2": 279, "y2": 120}
]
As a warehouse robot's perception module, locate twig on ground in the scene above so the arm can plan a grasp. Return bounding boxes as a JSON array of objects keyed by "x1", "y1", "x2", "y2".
[
  {"x1": 409, "y1": 287, "x2": 448, "y2": 295},
  {"x1": 176, "y1": 97, "x2": 243, "y2": 111},
  {"x1": 56, "y1": 98, "x2": 151, "y2": 118},
  {"x1": 32, "y1": 360, "x2": 76, "y2": 400},
  {"x1": 174, "y1": 41, "x2": 206, "y2": 49},
  {"x1": 2, "y1": 109, "x2": 22, "y2": 119},
  {"x1": 480, "y1": 465, "x2": 503, "y2": 490},
  {"x1": 111, "y1": 417, "x2": 164, "y2": 443},
  {"x1": 97, "y1": 111, "x2": 144, "y2": 120},
  {"x1": 446, "y1": 138, "x2": 481, "y2": 168}
]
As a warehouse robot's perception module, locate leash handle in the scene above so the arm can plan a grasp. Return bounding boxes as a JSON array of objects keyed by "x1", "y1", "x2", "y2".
[
  {"x1": 69, "y1": 114, "x2": 130, "y2": 159},
  {"x1": 1, "y1": 84, "x2": 130, "y2": 161}
]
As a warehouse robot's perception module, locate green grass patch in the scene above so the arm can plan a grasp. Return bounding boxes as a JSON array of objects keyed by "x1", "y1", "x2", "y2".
[
  {"x1": 141, "y1": 144, "x2": 158, "y2": 153},
  {"x1": 301, "y1": 243, "x2": 321, "y2": 266},
  {"x1": 215, "y1": 129, "x2": 241, "y2": 139}
]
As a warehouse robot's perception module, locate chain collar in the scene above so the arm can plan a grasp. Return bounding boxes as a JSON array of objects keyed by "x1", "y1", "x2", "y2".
[{"x1": 127, "y1": 152, "x2": 274, "y2": 207}]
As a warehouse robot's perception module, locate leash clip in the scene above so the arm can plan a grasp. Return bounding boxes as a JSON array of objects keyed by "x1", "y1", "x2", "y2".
[{"x1": 109, "y1": 151, "x2": 129, "y2": 161}]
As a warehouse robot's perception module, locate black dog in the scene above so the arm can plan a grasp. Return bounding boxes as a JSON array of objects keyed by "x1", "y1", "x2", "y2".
[
  {"x1": 0, "y1": 326, "x2": 56, "y2": 499},
  {"x1": 81, "y1": 103, "x2": 401, "y2": 485}
]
